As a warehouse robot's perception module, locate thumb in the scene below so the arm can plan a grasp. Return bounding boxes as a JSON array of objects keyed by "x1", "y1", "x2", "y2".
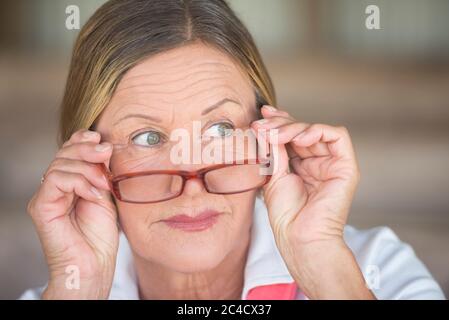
[{"x1": 262, "y1": 143, "x2": 307, "y2": 226}]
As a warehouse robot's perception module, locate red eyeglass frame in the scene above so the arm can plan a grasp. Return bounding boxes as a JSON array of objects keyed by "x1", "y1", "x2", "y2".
[{"x1": 99, "y1": 159, "x2": 272, "y2": 204}]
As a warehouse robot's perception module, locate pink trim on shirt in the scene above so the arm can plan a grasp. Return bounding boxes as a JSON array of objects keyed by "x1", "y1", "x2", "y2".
[{"x1": 246, "y1": 282, "x2": 297, "y2": 300}]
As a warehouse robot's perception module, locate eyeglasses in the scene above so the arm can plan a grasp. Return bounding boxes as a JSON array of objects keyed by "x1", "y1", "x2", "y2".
[{"x1": 100, "y1": 159, "x2": 271, "y2": 204}]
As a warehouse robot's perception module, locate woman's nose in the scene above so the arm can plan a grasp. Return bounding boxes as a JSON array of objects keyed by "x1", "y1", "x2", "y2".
[{"x1": 182, "y1": 177, "x2": 208, "y2": 197}]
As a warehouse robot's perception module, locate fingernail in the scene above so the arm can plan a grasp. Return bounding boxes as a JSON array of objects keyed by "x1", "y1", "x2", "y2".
[
  {"x1": 263, "y1": 105, "x2": 277, "y2": 112},
  {"x1": 90, "y1": 186, "x2": 103, "y2": 199},
  {"x1": 83, "y1": 130, "x2": 98, "y2": 139},
  {"x1": 95, "y1": 143, "x2": 111, "y2": 152}
]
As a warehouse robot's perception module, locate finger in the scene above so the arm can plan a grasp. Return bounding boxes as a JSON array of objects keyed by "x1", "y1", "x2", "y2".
[
  {"x1": 292, "y1": 124, "x2": 355, "y2": 159},
  {"x1": 56, "y1": 141, "x2": 113, "y2": 164},
  {"x1": 275, "y1": 122, "x2": 331, "y2": 158},
  {"x1": 252, "y1": 117, "x2": 324, "y2": 159},
  {"x1": 265, "y1": 142, "x2": 290, "y2": 180},
  {"x1": 253, "y1": 109, "x2": 335, "y2": 159},
  {"x1": 62, "y1": 129, "x2": 101, "y2": 148},
  {"x1": 260, "y1": 105, "x2": 293, "y2": 119},
  {"x1": 267, "y1": 122, "x2": 310, "y2": 144},
  {"x1": 251, "y1": 115, "x2": 296, "y2": 131},
  {"x1": 292, "y1": 145, "x2": 315, "y2": 159},
  {"x1": 28, "y1": 170, "x2": 105, "y2": 225},
  {"x1": 28, "y1": 170, "x2": 106, "y2": 224},
  {"x1": 263, "y1": 121, "x2": 330, "y2": 158},
  {"x1": 46, "y1": 158, "x2": 110, "y2": 191},
  {"x1": 42, "y1": 170, "x2": 103, "y2": 202}
]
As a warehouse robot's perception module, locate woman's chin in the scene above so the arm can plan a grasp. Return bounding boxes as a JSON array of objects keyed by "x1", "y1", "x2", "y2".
[
  {"x1": 144, "y1": 228, "x2": 234, "y2": 272},
  {"x1": 153, "y1": 241, "x2": 230, "y2": 273},
  {"x1": 126, "y1": 211, "x2": 248, "y2": 273}
]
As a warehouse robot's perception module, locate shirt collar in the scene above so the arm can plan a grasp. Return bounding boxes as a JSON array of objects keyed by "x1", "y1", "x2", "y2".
[
  {"x1": 241, "y1": 196, "x2": 294, "y2": 299},
  {"x1": 108, "y1": 196, "x2": 294, "y2": 300}
]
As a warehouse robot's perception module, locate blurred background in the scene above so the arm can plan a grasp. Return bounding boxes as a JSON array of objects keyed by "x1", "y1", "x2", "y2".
[{"x1": 0, "y1": 0, "x2": 448, "y2": 299}]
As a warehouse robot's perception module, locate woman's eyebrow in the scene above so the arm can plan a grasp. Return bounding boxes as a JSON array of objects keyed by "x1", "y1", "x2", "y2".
[
  {"x1": 201, "y1": 98, "x2": 241, "y2": 115},
  {"x1": 113, "y1": 113, "x2": 162, "y2": 126},
  {"x1": 113, "y1": 98, "x2": 241, "y2": 125}
]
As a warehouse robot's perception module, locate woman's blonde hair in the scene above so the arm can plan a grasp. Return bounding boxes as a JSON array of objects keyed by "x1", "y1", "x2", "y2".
[{"x1": 58, "y1": 0, "x2": 276, "y2": 146}]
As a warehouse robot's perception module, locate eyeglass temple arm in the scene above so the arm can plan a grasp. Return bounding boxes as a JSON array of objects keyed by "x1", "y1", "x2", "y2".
[{"x1": 98, "y1": 162, "x2": 114, "y2": 181}]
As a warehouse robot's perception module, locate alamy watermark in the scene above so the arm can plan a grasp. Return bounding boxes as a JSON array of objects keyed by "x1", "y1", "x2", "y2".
[
  {"x1": 65, "y1": 5, "x2": 80, "y2": 30},
  {"x1": 365, "y1": 5, "x2": 381, "y2": 30},
  {"x1": 65, "y1": 265, "x2": 80, "y2": 290},
  {"x1": 167, "y1": 121, "x2": 279, "y2": 175},
  {"x1": 365, "y1": 264, "x2": 381, "y2": 290}
]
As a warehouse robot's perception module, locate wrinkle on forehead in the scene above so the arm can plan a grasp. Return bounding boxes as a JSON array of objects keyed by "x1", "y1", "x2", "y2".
[
  {"x1": 115, "y1": 42, "x2": 253, "y2": 103},
  {"x1": 119, "y1": 43, "x2": 239, "y2": 81},
  {"x1": 116, "y1": 63, "x2": 234, "y2": 93}
]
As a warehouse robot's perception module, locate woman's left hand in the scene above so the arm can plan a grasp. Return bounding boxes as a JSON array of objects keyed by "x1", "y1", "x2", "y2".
[{"x1": 251, "y1": 105, "x2": 374, "y2": 299}]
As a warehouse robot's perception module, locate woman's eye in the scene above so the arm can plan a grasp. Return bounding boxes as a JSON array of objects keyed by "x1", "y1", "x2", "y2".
[
  {"x1": 132, "y1": 131, "x2": 162, "y2": 147},
  {"x1": 203, "y1": 122, "x2": 234, "y2": 138}
]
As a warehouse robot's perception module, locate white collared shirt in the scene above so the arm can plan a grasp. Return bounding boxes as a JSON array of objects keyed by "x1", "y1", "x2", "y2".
[{"x1": 19, "y1": 197, "x2": 445, "y2": 299}]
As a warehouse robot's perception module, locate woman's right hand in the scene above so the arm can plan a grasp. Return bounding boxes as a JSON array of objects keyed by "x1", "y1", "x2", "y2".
[{"x1": 27, "y1": 129, "x2": 119, "y2": 299}]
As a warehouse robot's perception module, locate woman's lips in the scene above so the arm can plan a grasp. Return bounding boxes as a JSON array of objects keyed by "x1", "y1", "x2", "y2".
[{"x1": 161, "y1": 210, "x2": 222, "y2": 232}]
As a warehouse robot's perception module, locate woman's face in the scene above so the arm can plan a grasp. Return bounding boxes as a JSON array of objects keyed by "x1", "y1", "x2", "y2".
[{"x1": 96, "y1": 42, "x2": 259, "y2": 272}]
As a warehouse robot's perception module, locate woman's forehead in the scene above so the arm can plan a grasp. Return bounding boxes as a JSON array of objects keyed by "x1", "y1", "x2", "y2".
[
  {"x1": 103, "y1": 43, "x2": 256, "y2": 125},
  {"x1": 115, "y1": 44, "x2": 254, "y2": 103},
  {"x1": 119, "y1": 42, "x2": 248, "y2": 85}
]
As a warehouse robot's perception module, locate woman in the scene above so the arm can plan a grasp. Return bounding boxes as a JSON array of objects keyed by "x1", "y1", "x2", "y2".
[{"x1": 21, "y1": 0, "x2": 444, "y2": 299}]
